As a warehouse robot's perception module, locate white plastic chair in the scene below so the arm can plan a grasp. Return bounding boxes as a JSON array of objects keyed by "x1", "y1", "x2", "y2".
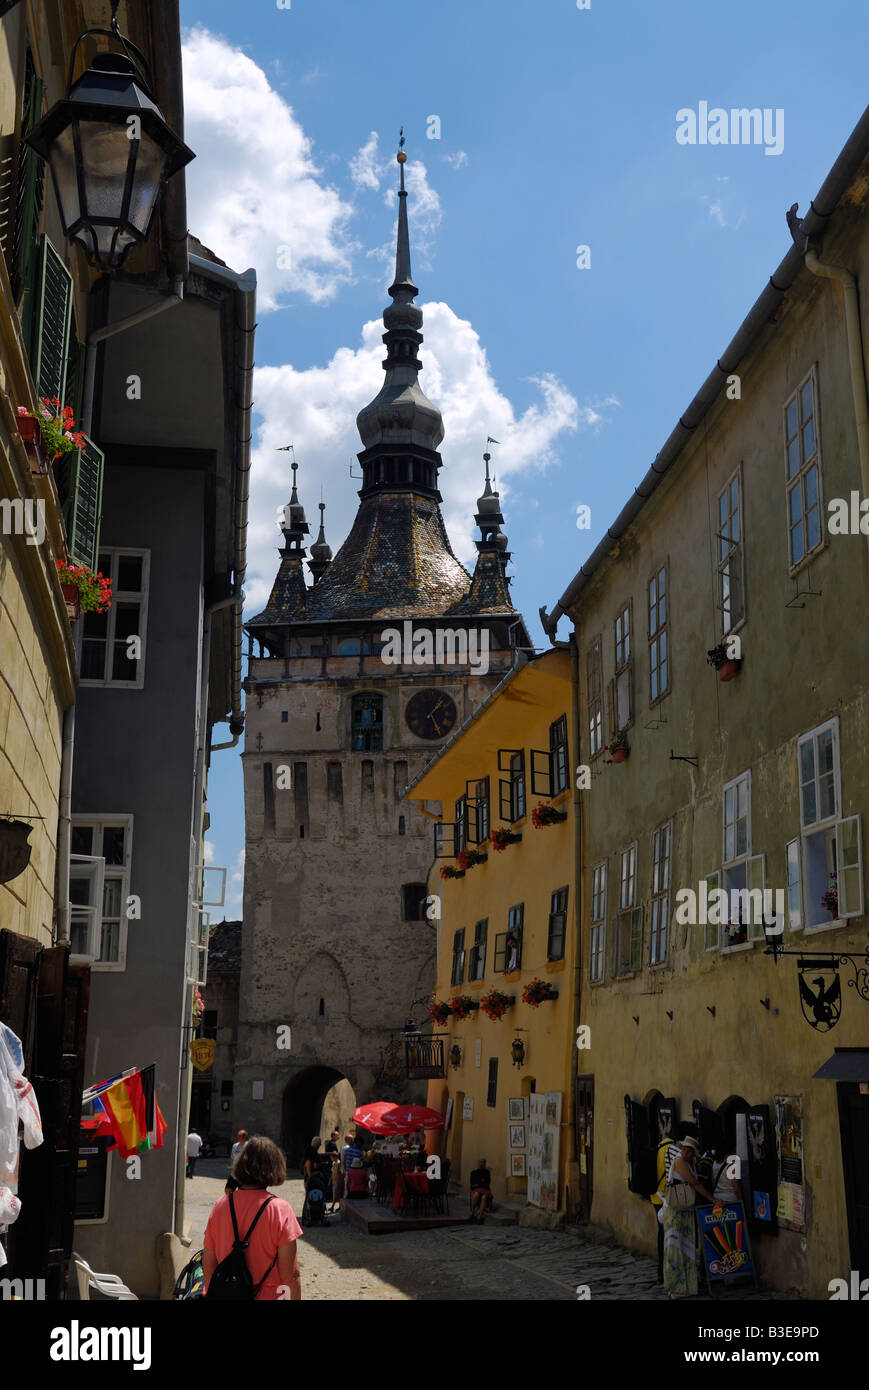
[{"x1": 72, "y1": 1253, "x2": 137, "y2": 1300}]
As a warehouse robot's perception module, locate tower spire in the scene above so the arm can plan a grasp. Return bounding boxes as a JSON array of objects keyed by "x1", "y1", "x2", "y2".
[
  {"x1": 308, "y1": 499, "x2": 333, "y2": 585},
  {"x1": 279, "y1": 445, "x2": 310, "y2": 549},
  {"x1": 391, "y1": 127, "x2": 415, "y2": 295}
]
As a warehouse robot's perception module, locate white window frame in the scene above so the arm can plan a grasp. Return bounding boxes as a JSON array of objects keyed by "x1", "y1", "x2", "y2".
[
  {"x1": 79, "y1": 548, "x2": 150, "y2": 690},
  {"x1": 784, "y1": 367, "x2": 824, "y2": 572},
  {"x1": 703, "y1": 869, "x2": 721, "y2": 952},
  {"x1": 795, "y1": 718, "x2": 862, "y2": 934},
  {"x1": 612, "y1": 905, "x2": 644, "y2": 978},
  {"x1": 587, "y1": 637, "x2": 603, "y2": 757},
  {"x1": 70, "y1": 816, "x2": 133, "y2": 970},
  {"x1": 720, "y1": 771, "x2": 753, "y2": 950},
  {"x1": 590, "y1": 861, "x2": 607, "y2": 983},
  {"x1": 716, "y1": 465, "x2": 745, "y2": 635},
  {"x1": 69, "y1": 854, "x2": 105, "y2": 963},
  {"x1": 649, "y1": 820, "x2": 672, "y2": 964},
  {"x1": 619, "y1": 842, "x2": 637, "y2": 911},
  {"x1": 614, "y1": 601, "x2": 633, "y2": 730},
  {"x1": 648, "y1": 564, "x2": 669, "y2": 703}
]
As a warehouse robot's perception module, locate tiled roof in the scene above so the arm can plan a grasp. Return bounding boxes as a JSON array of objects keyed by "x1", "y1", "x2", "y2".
[
  {"x1": 248, "y1": 553, "x2": 309, "y2": 627},
  {"x1": 450, "y1": 549, "x2": 515, "y2": 616},
  {"x1": 207, "y1": 920, "x2": 242, "y2": 973}
]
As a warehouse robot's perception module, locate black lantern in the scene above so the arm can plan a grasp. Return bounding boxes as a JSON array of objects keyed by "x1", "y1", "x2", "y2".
[
  {"x1": 511, "y1": 1037, "x2": 525, "y2": 1068},
  {"x1": 25, "y1": 7, "x2": 193, "y2": 271},
  {"x1": 449, "y1": 1044, "x2": 462, "y2": 1070}
]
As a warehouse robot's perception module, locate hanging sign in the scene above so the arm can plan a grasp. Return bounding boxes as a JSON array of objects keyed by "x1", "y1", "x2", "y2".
[{"x1": 189, "y1": 1038, "x2": 215, "y2": 1071}]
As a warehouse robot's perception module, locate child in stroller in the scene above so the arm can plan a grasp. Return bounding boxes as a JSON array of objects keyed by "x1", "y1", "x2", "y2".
[{"x1": 301, "y1": 1137, "x2": 331, "y2": 1225}]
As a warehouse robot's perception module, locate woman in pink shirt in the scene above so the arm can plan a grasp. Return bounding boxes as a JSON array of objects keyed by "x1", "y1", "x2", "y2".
[{"x1": 203, "y1": 1135, "x2": 302, "y2": 1300}]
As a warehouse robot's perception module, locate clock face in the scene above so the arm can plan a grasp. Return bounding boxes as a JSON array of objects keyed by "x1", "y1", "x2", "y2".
[{"x1": 405, "y1": 689, "x2": 458, "y2": 741}]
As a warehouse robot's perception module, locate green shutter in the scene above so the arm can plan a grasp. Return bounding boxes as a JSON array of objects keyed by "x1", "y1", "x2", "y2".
[
  {"x1": 55, "y1": 437, "x2": 104, "y2": 571},
  {"x1": 32, "y1": 236, "x2": 73, "y2": 405},
  {"x1": 65, "y1": 333, "x2": 85, "y2": 422},
  {"x1": 9, "y1": 47, "x2": 45, "y2": 345}
]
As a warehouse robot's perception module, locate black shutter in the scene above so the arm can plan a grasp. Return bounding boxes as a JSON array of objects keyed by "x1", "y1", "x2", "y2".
[
  {"x1": 493, "y1": 932, "x2": 507, "y2": 972},
  {"x1": 530, "y1": 749, "x2": 553, "y2": 796},
  {"x1": 487, "y1": 1058, "x2": 498, "y2": 1107},
  {"x1": 624, "y1": 1094, "x2": 656, "y2": 1195}
]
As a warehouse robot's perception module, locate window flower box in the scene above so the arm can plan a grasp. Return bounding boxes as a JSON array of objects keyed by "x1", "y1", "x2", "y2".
[
  {"x1": 707, "y1": 643, "x2": 742, "y2": 682},
  {"x1": 604, "y1": 729, "x2": 629, "y2": 764},
  {"x1": 450, "y1": 995, "x2": 479, "y2": 1020},
  {"x1": 522, "y1": 978, "x2": 559, "y2": 1007},
  {"x1": 821, "y1": 872, "x2": 838, "y2": 919},
  {"x1": 457, "y1": 848, "x2": 487, "y2": 870},
  {"x1": 429, "y1": 1000, "x2": 452, "y2": 1026},
  {"x1": 439, "y1": 865, "x2": 465, "y2": 880},
  {"x1": 18, "y1": 400, "x2": 86, "y2": 462},
  {"x1": 531, "y1": 802, "x2": 568, "y2": 828},
  {"x1": 56, "y1": 560, "x2": 112, "y2": 620},
  {"x1": 479, "y1": 989, "x2": 515, "y2": 1020},
  {"x1": 491, "y1": 828, "x2": 522, "y2": 852}
]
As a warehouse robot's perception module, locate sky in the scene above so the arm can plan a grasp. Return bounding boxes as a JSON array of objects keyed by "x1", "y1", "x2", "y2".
[{"x1": 180, "y1": 0, "x2": 869, "y2": 919}]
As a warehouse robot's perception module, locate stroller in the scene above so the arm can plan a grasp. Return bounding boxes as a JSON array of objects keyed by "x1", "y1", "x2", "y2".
[{"x1": 302, "y1": 1163, "x2": 330, "y2": 1225}]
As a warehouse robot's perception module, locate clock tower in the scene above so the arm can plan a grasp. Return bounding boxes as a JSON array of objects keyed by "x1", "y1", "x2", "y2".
[{"x1": 235, "y1": 146, "x2": 529, "y2": 1158}]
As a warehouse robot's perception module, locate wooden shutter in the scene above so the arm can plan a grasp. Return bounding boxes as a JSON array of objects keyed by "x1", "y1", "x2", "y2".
[
  {"x1": 624, "y1": 1094, "x2": 655, "y2": 1195},
  {"x1": 55, "y1": 437, "x2": 104, "y2": 571},
  {"x1": 493, "y1": 931, "x2": 508, "y2": 972},
  {"x1": 32, "y1": 235, "x2": 73, "y2": 404}
]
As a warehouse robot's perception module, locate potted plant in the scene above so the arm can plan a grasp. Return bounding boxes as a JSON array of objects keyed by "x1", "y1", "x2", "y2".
[
  {"x1": 604, "y1": 729, "x2": 629, "y2": 764},
  {"x1": 821, "y1": 871, "x2": 838, "y2": 919},
  {"x1": 707, "y1": 642, "x2": 742, "y2": 682},
  {"x1": 491, "y1": 827, "x2": 522, "y2": 852},
  {"x1": 457, "y1": 847, "x2": 487, "y2": 870},
  {"x1": 428, "y1": 1000, "x2": 452, "y2": 1026},
  {"x1": 522, "y1": 978, "x2": 559, "y2": 1007},
  {"x1": 439, "y1": 864, "x2": 465, "y2": 879},
  {"x1": 56, "y1": 560, "x2": 113, "y2": 621},
  {"x1": 479, "y1": 989, "x2": 515, "y2": 1020},
  {"x1": 192, "y1": 987, "x2": 205, "y2": 1023},
  {"x1": 450, "y1": 995, "x2": 480, "y2": 1020},
  {"x1": 531, "y1": 802, "x2": 568, "y2": 828},
  {"x1": 18, "y1": 398, "x2": 86, "y2": 463}
]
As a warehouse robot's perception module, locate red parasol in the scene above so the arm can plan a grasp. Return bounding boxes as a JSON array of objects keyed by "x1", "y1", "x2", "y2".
[
  {"x1": 352, "y1": 1102, "x2": 406, "y2": 1135},
  {"x1": 380, "y1": 1104, "x2": 446, "y2": 1132}
]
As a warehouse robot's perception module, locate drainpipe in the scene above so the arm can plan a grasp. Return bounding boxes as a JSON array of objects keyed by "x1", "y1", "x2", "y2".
[
  {"x1": 803, "y1": 250, "x2": 869, "y2": 552},
  {"x1": 566, "y1": 630, "x2": 584, "y2": 1222},
  {"x1": 55, "y1": 279, "x2": 185, "y2": 946}
]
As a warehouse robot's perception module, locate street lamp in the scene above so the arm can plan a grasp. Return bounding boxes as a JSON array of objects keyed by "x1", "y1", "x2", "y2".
[{"x1": 25, "y1": 6, "x2": 193, "y2": 271}]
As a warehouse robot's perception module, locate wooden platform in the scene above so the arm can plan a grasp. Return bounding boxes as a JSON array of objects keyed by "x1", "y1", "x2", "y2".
[{"x1": 340, "y1": 1194, "x2": 518, "y2": 1234}]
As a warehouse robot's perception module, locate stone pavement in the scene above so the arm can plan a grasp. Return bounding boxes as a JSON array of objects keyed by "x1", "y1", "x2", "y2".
[{"x1": 183, "y1": 1161, "x2": 792, "y2": 1301}]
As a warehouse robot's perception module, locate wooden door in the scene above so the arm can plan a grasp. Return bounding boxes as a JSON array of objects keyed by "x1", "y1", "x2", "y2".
[
  {"x1": 838, "y1": 1082, "x2": 869, "y2": 1272},
  {"x1": 576, "y1": 1074, "x2": 594, "y2": 1219}
]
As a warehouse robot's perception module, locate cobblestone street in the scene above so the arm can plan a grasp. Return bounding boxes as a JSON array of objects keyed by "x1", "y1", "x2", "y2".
[{"x1": 185, "y1": 1162, "x2": 793, "y2": 1301}]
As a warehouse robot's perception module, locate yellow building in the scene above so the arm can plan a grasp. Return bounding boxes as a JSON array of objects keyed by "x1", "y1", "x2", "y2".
[{"x1": 405, "y1": 647, "x2": 578, "y2": 1220}]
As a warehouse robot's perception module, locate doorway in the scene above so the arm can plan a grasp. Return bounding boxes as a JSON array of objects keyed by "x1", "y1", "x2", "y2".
[
  {"x1": 281, "y1": 1066, "x2": 354, "y2": 1168},
  {"x1": 837, "y1": 1082, "x2": 869, "y2": 1271},
  {"x1": 575, "y1": 1074, "x2": 594, "y2": 1220}
]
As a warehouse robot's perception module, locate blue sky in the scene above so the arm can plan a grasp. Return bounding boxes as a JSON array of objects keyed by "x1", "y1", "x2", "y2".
[{"x1": 179, "y1": 0, "x2": 869, "y2": 916}]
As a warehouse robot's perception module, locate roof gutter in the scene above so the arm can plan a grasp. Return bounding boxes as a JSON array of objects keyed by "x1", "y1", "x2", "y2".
[
  {"x1": 544, "y1": 99, "x2": 869, "y2": 635},
  {"x1": 188, "y1": 253, "x2": 256, "y2": 750}
]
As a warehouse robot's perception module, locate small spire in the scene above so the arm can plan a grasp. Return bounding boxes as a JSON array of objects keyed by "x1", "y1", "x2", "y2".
[
  {"x1": 391, "y1": 128, "x2": 416, "y2": 296},
  {"x1": 279, "y1": 445, "x2": 309, "y2": 549},
  {"x1": 308, "y1": 500, "x2": 333, "y2": 584}
]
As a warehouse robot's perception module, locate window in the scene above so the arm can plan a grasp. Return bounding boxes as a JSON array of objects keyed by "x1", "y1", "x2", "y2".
[
  {"x1": 613, "y1": 603, "x2": 633, "y2": 728},
  {"x1": 722, "y1": 771, "x2": 751, "y2": 946},
  {"x1": 612, "y1": 905, "x2": 643, "y2": 978},
  {"x1": 547, "y1": 887, "x2": 568, "y2": 962},
  {"x1": 80, "y1": 551, "x2": 148, "y2": 686},
  {"x1": 648, "y1": 565, "x2": 669, "y2": 701},
  {"x1": 590, "y1": 863, "x2": 607, "y2": 982},
  {"x1": 487, "y1": 1057, "x2": 498, "y2": 1107},
  {"x1": 468, "y1": 919, "x2": 488, "y2": 981},
  {"x1": 466, "y1": 778, "x2": 490, "y2": 844},
  {"x1": 649, "y1": 821, "x2": 672, "y2": 964},
  {"x1": 69, "y1": 818, "x2": 132, "y2": 967},
  {"x1": 796, "y1": 719, "x2": 863, "y2": 929},
  {"x1": 717, "y1": 469, "x2": 745, "y2": 633},
  {"x1": 351, "y1": 693, "x2": 383, "y2": 751},
  {"x1": 281, "y1": 711, "x2": 288, "y2": 722},
  {"x1": 402, "y1": 883, "x2": 427, "y2": 921},
  {"x1": 620, "y1": 843, "x2": 637, "y2": 911},
  {"x1": 455, "y1": 795, "x2": 468, "y2": 853},
  {"x1": 550, "y1": 716, "x2": 569, "y2": 794},
  {"x1": 201, "y1": 1010, "x2": 218, "y2": 1041},
  {"x1": 587, "y1": 639, "x2": 603, "y2": 756},
  {"x1": 451, "y1": 929, "x2": 466, "y2": 986},
  {"x1": 494, "y1": 904, "x2": 523, "y2": 972},
  {"x1": 498, "y1": 750, "x2": 526, "y2": 823},
  {"x1": 784, "y1": 370, "x2": 823, "y2": 568}
]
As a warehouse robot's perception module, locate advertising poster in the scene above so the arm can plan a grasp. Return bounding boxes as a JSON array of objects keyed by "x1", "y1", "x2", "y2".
[
  {"x1": 696, "y1": 1201, "x2": 755, "y2": 1283},
  {"x1": 774, "y1": 1095, "x2": 805, "y2": 1231}
]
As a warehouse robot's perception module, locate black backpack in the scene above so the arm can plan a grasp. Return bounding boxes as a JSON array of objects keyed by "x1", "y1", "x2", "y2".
[{"x1": 206, "y1": 1191, "x2": 277, "y2": 1301}]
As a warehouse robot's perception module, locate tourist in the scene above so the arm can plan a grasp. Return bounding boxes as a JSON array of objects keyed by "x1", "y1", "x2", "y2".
[
  {"x1": 651, "y1": 1122, "x2": 699, "y2": 1282},
  {"x1": 186, "y1": 1128, "x2": 203, "y2": 1178},
  {"x1": 324, "y1": 1128, "x2": 340, "y2": 1156},
  {"x1": 468, "y1": 1157, "x2": 492, "y2": 1222},
  {"x1": 711, "y1": 1141, "x2": 744, "y2": 1206},
  {"x1": 342, "y1": 1132, "x2": 362, "y2": 1171},
  {"x1": 661, "y1": 1135, "x2": 714, "y2": 1299},
  {"x1": 225, "y1": 1128, "x2": 249, "y2": 1193},
  {"x1": 203, "y1": 1135, "x2": 302, "y2": 1301}
]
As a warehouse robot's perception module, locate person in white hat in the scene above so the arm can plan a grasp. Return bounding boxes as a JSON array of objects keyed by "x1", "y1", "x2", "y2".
[{"x1": 661, "y1": 1134, "x2": 715, "y2": 1298}]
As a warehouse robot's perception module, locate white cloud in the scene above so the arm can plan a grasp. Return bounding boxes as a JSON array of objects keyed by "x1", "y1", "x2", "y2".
[
  {"x1": 350, "y1": 131, "x2": 382, "y2": 190},
  {"x1": 701, "y1": 194, "x2": 728, "y2": 227},
  {"x1": 244, "y1": 303, "x2": 593, "y2": 615},
  {"x1": 181, "y1": 26, "x2": 355, "y2": 309},
  {"x1": 224, "y1": 849, "x2": 245, "y2": 918},
  {"x1": 203, "y1": 840, "x2": 216, "y2": 865},
  {"x1": 443, "y1": 151, "x2": 469, "y2": 169}
]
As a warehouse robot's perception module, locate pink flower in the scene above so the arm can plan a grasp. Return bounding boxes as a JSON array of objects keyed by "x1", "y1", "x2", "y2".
[{"x1": 17, "y1": 406, "x2": 28, "y2": 416}]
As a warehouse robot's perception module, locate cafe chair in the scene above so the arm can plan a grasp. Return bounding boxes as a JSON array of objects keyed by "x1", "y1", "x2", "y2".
[{"x1": 72, "y1": 1253, "x2": 137, "y2": 1300}]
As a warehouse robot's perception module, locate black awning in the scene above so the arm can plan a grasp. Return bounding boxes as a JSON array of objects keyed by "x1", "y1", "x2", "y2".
[{"x1": 812, "y1": 1049, "x2": 869, "y2": 1081}]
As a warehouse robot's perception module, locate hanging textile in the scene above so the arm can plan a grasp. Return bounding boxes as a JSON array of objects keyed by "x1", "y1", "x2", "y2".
[{"x1": 0, "y1": 1023, "x2": 43, "y2": 1269}]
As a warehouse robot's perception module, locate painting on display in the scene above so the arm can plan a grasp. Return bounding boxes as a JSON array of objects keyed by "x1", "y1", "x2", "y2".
[
  {"x1": 509, "y1": 1124, "x2": 526, "y2": 1149},
  {"x1": 527, "y1": 1093, "x2": 546, "y2": 1205},
  {"x1": 510, "y1": 1153, "x2": 527, "y2": 1177},
  {"x1": 527, "y1": 1092, "x2": 562, "y2": 1209},
  {"x1": 508, "y1": 1098, "x2": 525, "y2": 1122}
]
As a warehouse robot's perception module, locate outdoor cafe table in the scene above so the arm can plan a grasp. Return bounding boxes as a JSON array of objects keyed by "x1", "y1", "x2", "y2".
[{"x1": 393, "y1": 1170, "x2": 429, "y2": 1213}]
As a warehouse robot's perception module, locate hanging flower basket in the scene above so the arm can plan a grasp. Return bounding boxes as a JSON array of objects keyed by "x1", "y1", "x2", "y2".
[
  {"x1": 56, "y1": 560, "x2": 112, "y2": 617},
  {"x1": 522, "y1": 978, "x2": 559, "y2": 1007},
  {"x1": 531, "y1": 802, "x2": 568, "y2": 828},
  {"x1": 192, "y1": 987, "x2": 205, "y2": 1022},
  {"x1": 429, "y1": 1000, "x2": 452, "y2": 1026},
  {"x1": 479, "y1": 989, "x2": 515, "y2": 1021},
  {"x1": 457, "y1": 848, "x2": 487, "y2": 870},
  {"x1": 439, "y1": 864, "x2": 465, "y2": 880},
  {"x1": 18, "y1": 400, "x2": 86, "y2": 462},
  {"x1": 707, "y1": 643, "x2": 742, "y2": 682},
  {"x1": 450, "y1": 995, "x2": 480, "y2": 1020},
  {"x1": 821, "y1": 872, "x2": 838, "y2": 919},
  {"x1": 491, "y1": 828, "x2": 522, "y2": 852}
]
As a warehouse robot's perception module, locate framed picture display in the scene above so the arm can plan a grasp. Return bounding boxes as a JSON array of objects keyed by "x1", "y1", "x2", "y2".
[
  {"x1": 509, "y1": 1124, "x2": 526, "y2": 1149},
  {"x1": 510, "y1": 1153, "x2": 527, "y2": 1177},
  {"x1": 508, "y1": 1097, "x2": 525, "y2": 1122}
]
